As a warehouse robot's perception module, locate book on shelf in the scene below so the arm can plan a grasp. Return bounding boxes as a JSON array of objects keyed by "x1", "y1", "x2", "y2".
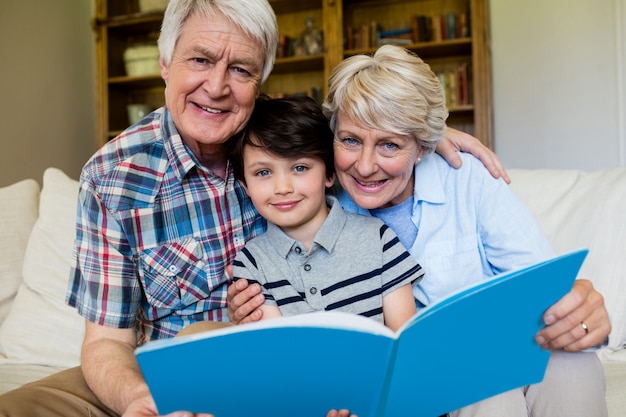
[
  {"x1": 136, "y1": 249, "x2": 587, "y2": 417},
  {"x1": 378, "y1": 37, "x2": 414, "y2": 47},
  {"x1": 446, "y1": 12, "x2": 458, "y2": 39},
  {"x1": 345, "y1": 25, "x2": 355, "y2": 50},
  {"x1": 438, "y1": 60, "x2": 471, "y2": 109},
  {"x1": 431, "y1": 14, "x2": 443, "y2": 42},
  {"x1": 457, "y1": 61, "x2": 470, "y2": 105},
  {"x1": 276, "y1": 34, "x2": 298, "y2": 59},
  {"x1": 375, "y1": 27, "x2": 411, "y2": 47},
  {"x1": 411, "y1": 11, "x2": 470, "y2": 43},
  {"x1": 345, "y1": 21, "x2": 384, "y2": 49},
  {"x1": 346, "y1": 11, "x2": 469, "y2": 50}
]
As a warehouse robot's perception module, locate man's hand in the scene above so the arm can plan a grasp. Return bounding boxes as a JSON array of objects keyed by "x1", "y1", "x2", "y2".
[
  {"x1": 227, "y1": 278, "x2": 265, "y2": 325},
  {"x1": 535, "y1": 279, "x2": 611, "y2": 351},
  {"x1": 123, "y1": 395, "x2": 215, "y2": 417},
  {"x1": 437, "y1": 127, "x2": 510, "y2": 184},
  {"x1": 122, "y1": 395, "x2": 213, "y2": 417}
]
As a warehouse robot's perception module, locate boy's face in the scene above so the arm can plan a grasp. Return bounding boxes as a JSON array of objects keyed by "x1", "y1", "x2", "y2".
[{"x1": 241, "y1": 144, "x2": 335, "y2": 240}]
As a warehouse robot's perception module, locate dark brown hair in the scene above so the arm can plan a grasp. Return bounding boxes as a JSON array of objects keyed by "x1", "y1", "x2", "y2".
[{"x1": 228, "y1": 94, "x2": 335, "y2": 184}]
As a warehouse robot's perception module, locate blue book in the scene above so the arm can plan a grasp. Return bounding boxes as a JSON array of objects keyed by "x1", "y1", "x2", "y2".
[{"x1": 135, "y1": 249, "x2": 588, "y2": 417}]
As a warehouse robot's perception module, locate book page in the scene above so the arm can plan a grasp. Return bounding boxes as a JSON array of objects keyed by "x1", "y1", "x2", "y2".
[{"x1": 136, "y1": 310, "x2": 396, "y2": 354}]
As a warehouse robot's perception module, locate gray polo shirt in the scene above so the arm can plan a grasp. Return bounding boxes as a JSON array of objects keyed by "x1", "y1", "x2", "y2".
[{"x1": 232, "y1": 196, "x2": 424, "y2": 324}]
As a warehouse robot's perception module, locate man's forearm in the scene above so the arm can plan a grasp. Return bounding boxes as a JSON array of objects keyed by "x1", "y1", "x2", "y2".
[{"x1": 82, "y1": 337, "x2": 150, "y2": 415}]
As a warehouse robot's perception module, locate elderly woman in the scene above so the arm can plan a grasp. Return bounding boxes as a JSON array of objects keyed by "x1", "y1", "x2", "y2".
[{"x1": 230, "y1": 45, "x2": 611, "y2": 417}]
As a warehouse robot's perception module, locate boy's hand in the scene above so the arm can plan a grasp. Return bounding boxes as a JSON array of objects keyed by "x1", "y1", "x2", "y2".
[{"x1": 227, "y1": 278, "x2": 265, "y2": 325}]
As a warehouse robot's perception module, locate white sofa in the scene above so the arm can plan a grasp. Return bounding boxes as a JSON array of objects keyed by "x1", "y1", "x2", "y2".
[{"x1": 0, "y1": 167, "x2": 624, "y2": 415}]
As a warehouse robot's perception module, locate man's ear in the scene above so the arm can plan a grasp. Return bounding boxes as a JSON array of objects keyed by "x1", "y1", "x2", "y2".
[{"x1": 160, "y1": 57, "x2": 169, "y2": 82}]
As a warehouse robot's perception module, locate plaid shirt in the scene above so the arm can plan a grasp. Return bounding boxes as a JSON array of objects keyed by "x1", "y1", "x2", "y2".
[{"x1": 66, "y1": 107, "x2": 266, "y2": 343}]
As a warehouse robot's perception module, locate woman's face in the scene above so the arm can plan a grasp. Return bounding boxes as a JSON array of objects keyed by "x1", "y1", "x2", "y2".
[{"x1": 334, "y1": 111, "x2": 424, "y2": 209}]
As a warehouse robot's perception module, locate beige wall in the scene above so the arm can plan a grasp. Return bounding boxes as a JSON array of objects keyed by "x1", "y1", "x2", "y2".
[
  {"x1": 491, "y1": 0, "x2": 626, "y2": 170},
  {"x1": 0, "y1": 0, "x2": 96, "y2": 187}
]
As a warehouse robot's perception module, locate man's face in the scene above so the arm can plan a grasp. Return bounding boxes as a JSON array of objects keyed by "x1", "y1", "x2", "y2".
[{"x1": 160, "y1": 11, "x2": 264, "y2": 157}]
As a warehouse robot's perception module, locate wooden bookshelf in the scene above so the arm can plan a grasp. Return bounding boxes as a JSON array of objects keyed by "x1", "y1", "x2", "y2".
[{"x1": 92, "y1": 0, "x2": 492, "y2": 148}]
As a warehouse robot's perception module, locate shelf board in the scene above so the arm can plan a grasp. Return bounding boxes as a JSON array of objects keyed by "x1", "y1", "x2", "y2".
[
  {"x1": 108, "y1": 74, "x2": 164, "y2": 88},
  {"x1": 345, "y1": 38, "x2": 472, "y2": 60},
  {"x1": 343, "y1": 0, "x2": 433, "y2": 7},
  {"x1": 271, "y1": 53, "x2": 325, "y2": 74},
  {"x1": 108, "y1": 130, "x2": 123, "y2": 139},
  {"x1": 448, "y1": 104, "x2": 474, "y2": 113},
  {"x1": 98, "y1": 12, "x2": 163, "y2": 27},
  {"x1": 269, "y1": 0, "x2": 321, "y2": 14}
]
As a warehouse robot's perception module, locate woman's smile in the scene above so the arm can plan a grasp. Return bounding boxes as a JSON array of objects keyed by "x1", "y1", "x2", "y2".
[{"x1": 352, "y1": 176, "x2": 388, "y2": 189}]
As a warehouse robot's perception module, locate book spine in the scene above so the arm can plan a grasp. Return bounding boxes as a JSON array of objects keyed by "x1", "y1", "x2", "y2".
[
  {"x1": 458, "y1": 62, "x2": 469, "y2": 105},
  {"x1": 345, "y1": 25, "x2": 354, "y2": 50},
  {"x1": 431, "y1": 15, "x2": 442, "y2": 42},
  {"x1": 410, "y1": 15, "x2": 419, "y2": 43},
  {"x1": 446, "y1": 12, "x2": 458, "y2": 40}
]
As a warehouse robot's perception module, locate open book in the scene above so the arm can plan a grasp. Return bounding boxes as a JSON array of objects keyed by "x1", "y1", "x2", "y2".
[{"x1": 135, "y1": 249, "x2": 588, "y2": 417}]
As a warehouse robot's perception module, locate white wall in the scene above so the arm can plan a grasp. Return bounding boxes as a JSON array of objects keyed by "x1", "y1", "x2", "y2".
[
  {"x1": 0, "y1": 1, "x2": 96, "y2": 187},
  {"x1": 491, "y1": 0, "x2": 626, "y2": 170}
]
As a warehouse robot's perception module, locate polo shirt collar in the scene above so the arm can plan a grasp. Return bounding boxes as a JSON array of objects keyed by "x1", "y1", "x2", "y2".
[
  {"x1": 265, "y1": 195, "x2": 346, "y2": 258},
  {"x1": 313, "y1": 195, "x2": 346, "y2": 253}
]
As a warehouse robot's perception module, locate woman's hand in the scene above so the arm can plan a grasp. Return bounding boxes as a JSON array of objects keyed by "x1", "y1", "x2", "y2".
[
  {"x1": 227, "y1": 278, "x2": 265, "y2": 325},
  {"x1": 535, "y1": 279, "x2": 611, "y2": 351},
  {"x1": 437, "y1": 127, "x2": 510, "y2": 184}
]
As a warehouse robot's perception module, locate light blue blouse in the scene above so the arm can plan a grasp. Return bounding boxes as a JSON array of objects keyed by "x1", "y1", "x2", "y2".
[{"x1": 338, "y1": 152, "x2": 555, "y2": 308}]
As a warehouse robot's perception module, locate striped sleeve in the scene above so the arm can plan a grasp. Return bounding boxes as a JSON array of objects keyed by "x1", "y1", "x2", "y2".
[
  {"x1": 379, "y1": 224, "x2": 424, "y2": 297},
  {"x1": 232, "y1": 246, "x2": 276, "y2": 304}
]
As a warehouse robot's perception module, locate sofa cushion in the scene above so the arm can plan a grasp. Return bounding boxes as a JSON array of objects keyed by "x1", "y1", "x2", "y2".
[
  {"x1": 508, "y1": 167, "x2": 626, "y2": 356},
  {"x1": 0, "y1": 179, "x2": 39, "y2": 327},
  {"x1": 0, "y1": 168, "x2": 83, "y2": 368}
]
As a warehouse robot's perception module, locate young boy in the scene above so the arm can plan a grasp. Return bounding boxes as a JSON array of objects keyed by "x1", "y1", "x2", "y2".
[{"x1": 227, "y1": 95, "x2": 421, "y2": 331}]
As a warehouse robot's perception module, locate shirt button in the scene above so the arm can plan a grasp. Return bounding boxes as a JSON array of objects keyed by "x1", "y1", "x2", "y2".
[
  {"x1": 295, "y1": 247, "x2": 302, "y2": 254},
  {"x1": 169, "y1": 265, "x2": 179, "y2": 274},
  {"x1": 304, "y1": 264, "x2": 311, "y2": 271},
  {"x1": 310, "y1": 287, "x2": 317, "y2": 295}
]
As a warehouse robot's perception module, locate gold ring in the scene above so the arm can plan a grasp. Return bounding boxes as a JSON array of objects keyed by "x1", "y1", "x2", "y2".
[{"x1": 581, "y1": 321, "x2": 589, "y2": 335}]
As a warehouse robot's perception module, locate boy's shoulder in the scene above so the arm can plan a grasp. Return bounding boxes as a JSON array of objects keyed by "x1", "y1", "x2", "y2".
[
  {"x1": 343, "y1": 209, "x2": 385, "y2": 227},
  {"x1": 327, "y1": 195, "x2": 384, "y2": 228},
  {"x1": 341, "y1": 209, "x2": 390, "y2": 241}
]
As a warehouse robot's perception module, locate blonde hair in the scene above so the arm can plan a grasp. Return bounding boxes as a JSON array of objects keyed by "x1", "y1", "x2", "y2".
[
  {"x1": 323, "y1": 45, "x2": 448, "y2": 152},
  {"x1": 158, "y1": 0, "x2": 278, "y2": 83}
]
